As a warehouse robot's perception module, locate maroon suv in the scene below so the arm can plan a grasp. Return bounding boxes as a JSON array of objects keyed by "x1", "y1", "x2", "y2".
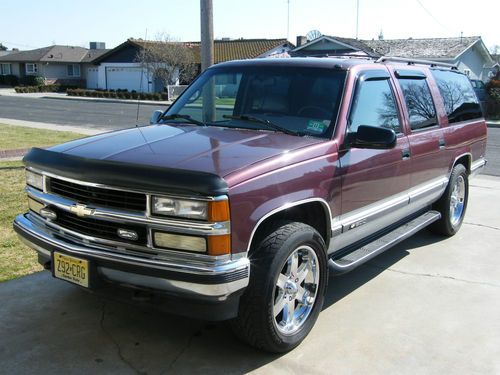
[{"x1": 14, "y1": 57, "x2": 487, "y2": 352}]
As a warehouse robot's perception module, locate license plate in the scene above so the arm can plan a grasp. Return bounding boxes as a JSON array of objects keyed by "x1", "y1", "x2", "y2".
[{"x1": 53, "y1": 252, "x2": 89, "y2": 288}]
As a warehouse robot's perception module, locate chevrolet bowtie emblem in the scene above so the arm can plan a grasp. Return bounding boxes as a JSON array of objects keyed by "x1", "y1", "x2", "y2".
[{"x1": 69, "y1": 204, "x2": 94, "y2": 218}]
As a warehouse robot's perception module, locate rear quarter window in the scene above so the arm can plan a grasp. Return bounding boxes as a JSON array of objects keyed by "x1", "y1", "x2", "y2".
[{"x1": 431, "y1": 70, "x2": 482, "y2": 123}]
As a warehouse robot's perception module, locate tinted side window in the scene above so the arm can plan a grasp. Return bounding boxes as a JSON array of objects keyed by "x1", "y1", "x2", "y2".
[
  {"x1": 398, "y1": 78, "x2": 437, "y2": 130},
  {"x1": 431, "y1": 70, "x2": 482, "y2": 123},
  {"x1": 348, "y1": 79, "x2": 400, "y2": 132}
]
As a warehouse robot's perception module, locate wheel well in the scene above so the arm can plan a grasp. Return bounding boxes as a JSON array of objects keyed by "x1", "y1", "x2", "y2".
[
  {"x1": 454, "y1": 154, "x2": 471, "y2": 174},
  {"x1": 249, "y1": 202, "x2": 329, "y2": 253}
]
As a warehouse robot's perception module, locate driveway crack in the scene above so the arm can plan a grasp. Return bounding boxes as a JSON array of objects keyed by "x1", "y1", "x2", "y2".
[
  {"x1": 463, "y1": 221, "x2": 500, "y2": 231},
  {"x1": 99, "y1": 301, "x2": 143, "y2": 375},
  {"x1": 367, "y1": 265, "x2": 500, "y2": 288},
  {"x1": 162, "y1": 328, "x2": 199, "y2": 374}
]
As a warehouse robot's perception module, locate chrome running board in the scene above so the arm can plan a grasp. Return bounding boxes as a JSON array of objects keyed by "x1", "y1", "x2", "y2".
[{"x1": 328, "y1": 210, "x2": 441, "y2": 274}]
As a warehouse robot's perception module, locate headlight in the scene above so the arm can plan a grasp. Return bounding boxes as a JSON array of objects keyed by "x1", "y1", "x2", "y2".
[
  {"x1": 152, "y1": 196, "x2": 208, "y2": 220},
  {"x1": 26, "y1": 170, "x2": 43, "y2": 190}
]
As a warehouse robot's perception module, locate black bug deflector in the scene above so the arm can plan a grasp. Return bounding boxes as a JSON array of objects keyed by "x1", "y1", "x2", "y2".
[{"x1": 23, "y1": 148, "x2": 228, "y2": 196}]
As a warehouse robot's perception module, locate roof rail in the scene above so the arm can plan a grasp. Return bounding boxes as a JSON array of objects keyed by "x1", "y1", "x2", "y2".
[{"x1": 375, "y1": 56, "x2": 458, "y2": 70}]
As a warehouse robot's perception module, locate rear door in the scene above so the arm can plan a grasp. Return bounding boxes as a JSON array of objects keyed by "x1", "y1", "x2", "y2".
[
  {"x1": 393, "y1": 69, "x2": 450, "y2": 212},
  {"x1": 333, "y1": 70, "x2": 412, "y2": 251}
]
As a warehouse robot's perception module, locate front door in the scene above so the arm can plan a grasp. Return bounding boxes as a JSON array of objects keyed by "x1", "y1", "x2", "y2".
[{"x1": 332, "y1": 70, "x2": 412, "y2": 252}]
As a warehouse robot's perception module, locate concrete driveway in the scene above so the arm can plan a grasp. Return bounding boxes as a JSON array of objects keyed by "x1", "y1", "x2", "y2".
[{"x1": 1, "y1": 175, "x2": 499, "y2": 375}]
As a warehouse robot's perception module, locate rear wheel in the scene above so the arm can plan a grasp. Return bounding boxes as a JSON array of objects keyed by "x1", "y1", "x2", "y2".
[
  {"x1": 430, "y1": 164, "x2": 469, "y2": 236},
  {"x1": 231, "y1": 221, "x2": 328, "y2": 353}
]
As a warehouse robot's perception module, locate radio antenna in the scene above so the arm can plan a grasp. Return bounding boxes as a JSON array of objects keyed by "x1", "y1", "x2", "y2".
[{"x1": 136, "y1": 28, "x2": 148, "y2": 126}]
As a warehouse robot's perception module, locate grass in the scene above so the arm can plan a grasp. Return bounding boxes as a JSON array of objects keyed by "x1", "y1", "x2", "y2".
[
  {"x1": 0, "y1": 160, "x2": 42, "y2": 282},
  {"x1": 0, "y1": 125, "x2": 84, "y2": 282},
  {"x1": 0, "y1": 123, "x2": 85, "y2": 150}
]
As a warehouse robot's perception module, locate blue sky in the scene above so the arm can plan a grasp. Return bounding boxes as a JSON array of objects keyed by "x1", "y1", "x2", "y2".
[{"x1": 1, "y1": 0, "x2": 499, "y2": 50}]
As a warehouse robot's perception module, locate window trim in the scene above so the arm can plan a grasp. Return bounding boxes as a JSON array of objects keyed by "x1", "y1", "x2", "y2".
[
  {"x1": 397, "y1": 76, "x2": 438, "y2": 132},
  {"x1": 346, "y1": 71, "x2": 404, "y2": 136},
  {"x1": 0, "y1": 63, "x2": 12, "y2": 75},
  {"x1": 26, "y1": 63, "x2": 38, "y2": 74},
  {"x1": 67, "y1": 64, "x2": 81, "y2": 77}
]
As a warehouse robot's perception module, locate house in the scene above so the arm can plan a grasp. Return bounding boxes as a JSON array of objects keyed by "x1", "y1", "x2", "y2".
[
  {"x1": 89, "y1": 38, "x2": 294, "y2": 92},
  {"x1": 292, "y1": 35, "x2": 495, "y2": 82},
  {"x1": 0, "y1": 43, "x2": 108, "y2": 85}
]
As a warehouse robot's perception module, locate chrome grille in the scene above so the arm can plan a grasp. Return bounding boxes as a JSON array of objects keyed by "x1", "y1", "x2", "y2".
[
  {"x1": 48, "y1": 177, "x2": 147, "y2": 212},
  {"x1": 52, "y1": 207, "x2": 148, "y2": 246}
]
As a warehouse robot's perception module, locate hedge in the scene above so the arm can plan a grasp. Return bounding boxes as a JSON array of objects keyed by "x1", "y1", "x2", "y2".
[
  {"x1": 0, "y1": 74, "x2": 19, "y2": 86},
  {"x1": 15, "y1": 84, "x2": 79, "y2": 93},
  {"x1": 67, "y1": 89, "x2": 168, "y2": 101}
]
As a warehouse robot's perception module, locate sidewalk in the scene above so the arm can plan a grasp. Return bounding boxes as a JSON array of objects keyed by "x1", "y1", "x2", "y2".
[
  {"x1": 0, "y1": 118, "x2": 105, "y2": 135},
  {"x1": 0, "y1": 88, "x2": 171, "y2": 106}
]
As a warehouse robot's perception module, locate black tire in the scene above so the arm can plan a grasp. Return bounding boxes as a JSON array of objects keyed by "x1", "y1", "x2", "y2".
[
  {"x1": 231, "y1": 221, "x2": 328, "y2": 353},
  {"x1": 430, "y1": 164, "x2": 469, "y2": 236}
]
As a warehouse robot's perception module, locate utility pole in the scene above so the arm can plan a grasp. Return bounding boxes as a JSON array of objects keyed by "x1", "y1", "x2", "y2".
[
  {"x1": 356, "y1": 0, "x2": 359, "y2": 40},
  {"x1": 200, "y1": 0, "x2": 214, "y2": 72},
  {"x1": 287, "y1": 0, "x2": 290, "y2": 41}
]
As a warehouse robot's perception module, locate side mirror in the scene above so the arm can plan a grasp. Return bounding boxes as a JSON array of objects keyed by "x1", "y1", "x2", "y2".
[
  {"x1": 349, "y1": 125, "x2": 397, "y2": 149},
  {"x1": 150, "y1": 110, "x2": 164, "y2": 124}
]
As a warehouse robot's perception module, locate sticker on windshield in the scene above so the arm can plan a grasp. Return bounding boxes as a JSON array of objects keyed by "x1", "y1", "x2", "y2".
[{"x1": 307, "y1": 119, "x2": 330, "y2": 133}]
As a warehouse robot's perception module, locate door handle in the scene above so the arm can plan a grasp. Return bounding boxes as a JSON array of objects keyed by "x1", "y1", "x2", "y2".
[
  {"x1": 402, "y1": 148, "x2": 411, "y2": 160},
  {"x1": 439, "y1": 138, "x2": 446, "y2": 149}
]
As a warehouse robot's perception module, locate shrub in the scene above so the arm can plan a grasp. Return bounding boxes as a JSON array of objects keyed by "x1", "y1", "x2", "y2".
[
  {"x1": 0, "y1": 74, "x2": 19, "y2": 86},
  {"x1": 66, "y1": 89, "x2": 163, "y2": 101}
]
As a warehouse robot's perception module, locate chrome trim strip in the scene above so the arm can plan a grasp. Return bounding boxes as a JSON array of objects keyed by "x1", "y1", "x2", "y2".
[
  {"x1": 245, "y1": 198, "x2": 333, "y2": 253},
  {"x1": 26, "y1": 186, "x2": 230, "y2": 236},
  {"x1": 14, "y1": 213, "x2": 249, "y2": 276},
  {"x1": 333, "y1": 175, "x2": 449, "y2": 234},
  {"x1": 27, "y1": 212, "x2": 232, "y2": 263}
]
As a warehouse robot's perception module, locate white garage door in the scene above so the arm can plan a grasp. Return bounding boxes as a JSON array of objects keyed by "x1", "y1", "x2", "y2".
[
  {"x1": 86, "y1": 67, "x2": 98, "y2": 89},
  {"x1": 106, "y1": 67, "x2": 149, "y2": 92}
]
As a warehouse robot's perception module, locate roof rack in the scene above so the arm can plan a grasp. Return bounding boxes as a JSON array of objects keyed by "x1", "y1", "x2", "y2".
[{"x1": 375, "y1": 56, "x2": 458, "y2": 70}]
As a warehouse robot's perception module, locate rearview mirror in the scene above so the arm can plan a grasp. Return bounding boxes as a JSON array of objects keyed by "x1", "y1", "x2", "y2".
[
  {"x1": 349, "y1": 125, "x2": 397, "y2": 149},
  {"x1": 150, "y1": 110, "x2": 164, "y2": 124}
]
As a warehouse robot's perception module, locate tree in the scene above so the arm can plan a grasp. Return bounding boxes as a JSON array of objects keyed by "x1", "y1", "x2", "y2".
[
  {"x1": 0, "y1": 43, "x2": 6, "y2": 51},
  {"x1": 135, "y1": 34, "x2": 197, "y2": 92}
]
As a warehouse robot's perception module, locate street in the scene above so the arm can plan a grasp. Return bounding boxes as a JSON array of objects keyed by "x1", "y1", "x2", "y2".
[{"x1": 0, "y1": 96, "x2": 164, "y2": 130}]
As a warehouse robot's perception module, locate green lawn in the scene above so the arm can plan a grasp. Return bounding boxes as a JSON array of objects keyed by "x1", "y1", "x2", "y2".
[
  {"x1": 0, "y1": 125, "x2": 85, "y2": 282},
  {"x1": 0, "y1": 123, "x2": 85, "y2": 150},
  {"x1": 0, "y1": 160, "x2": 42, "y2": 282}
]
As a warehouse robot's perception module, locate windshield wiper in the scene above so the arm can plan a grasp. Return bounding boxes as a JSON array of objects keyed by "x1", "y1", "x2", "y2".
[
  {"x1": 160, "y1": 114, "x2": 206, "y2": 127},
  {"x1": 222, "y1": 114, "x2": 301, "y2": 136}
]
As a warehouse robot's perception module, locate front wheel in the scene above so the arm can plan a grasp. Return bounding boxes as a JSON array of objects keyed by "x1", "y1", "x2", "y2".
[
  {"x1": 231, "y1": 221, "x2": 328, "y2": 353},
  {"x1": 430, "y1": 164, "x2": 469, "y2": 236}
]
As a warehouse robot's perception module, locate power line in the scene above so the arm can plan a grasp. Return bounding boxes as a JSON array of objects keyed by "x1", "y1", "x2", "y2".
[{"x1": 415, "y1": 0, "x2": 451, "y2": 32}]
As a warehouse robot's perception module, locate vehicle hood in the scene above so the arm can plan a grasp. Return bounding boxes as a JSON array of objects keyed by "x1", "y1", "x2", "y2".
[{"x1": 50, "y1": 124, "x2": 324, "y2": 179}]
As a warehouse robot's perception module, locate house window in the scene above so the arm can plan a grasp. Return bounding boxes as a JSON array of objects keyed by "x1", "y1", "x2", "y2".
[
  {"x1": 26, "y1": 63, "x2": 38, "y2": 74},
  {"x1": 0, "y1": 63, "x2": 11, "y2": 75},
  {"x1": 67, "y1": 64, "x2": 80, "y2": 77}
]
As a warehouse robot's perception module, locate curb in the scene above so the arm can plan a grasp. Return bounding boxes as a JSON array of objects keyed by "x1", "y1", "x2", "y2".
[
  {"x1": 42, "y1": 95, "x2": 171, "y2": 107},
  {"x1": 0, "y1": 147, "x2": 34, "y2": 159}
]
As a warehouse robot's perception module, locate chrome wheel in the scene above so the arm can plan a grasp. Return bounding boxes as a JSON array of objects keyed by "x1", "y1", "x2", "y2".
[
  {"x1": 272, "y1": 245, "x2": 320, "y2": 335},
  {"x1": 449, "y1": 175, "x2": 466, "y2": 226}
]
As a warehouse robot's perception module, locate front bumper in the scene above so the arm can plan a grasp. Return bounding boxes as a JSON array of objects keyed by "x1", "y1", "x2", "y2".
[{"x1": 13, "y1": 213, "x2": 250, "y2": 319}]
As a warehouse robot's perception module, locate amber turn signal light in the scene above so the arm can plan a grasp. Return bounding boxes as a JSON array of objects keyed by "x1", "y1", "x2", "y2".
[
  {"x1": 207, "y1": 234, "x2": 231, "y2": 256},
  {"x1": 208, "y1": 200, "x2": 230, "y2": 222}
]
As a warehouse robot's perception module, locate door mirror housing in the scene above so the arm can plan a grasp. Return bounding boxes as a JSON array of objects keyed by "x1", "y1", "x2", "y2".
[
  {"x1": 349, "y1": 125, "x2": 397, "y2": 150},
  {"x1": 150, "y1": 110, "x2": 164, "y2": 124}
]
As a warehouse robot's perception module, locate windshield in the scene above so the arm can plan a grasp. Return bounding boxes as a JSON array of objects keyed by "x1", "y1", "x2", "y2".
[{"x1": 165, "y1": 65, "x2": 346, "y2": 138}]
